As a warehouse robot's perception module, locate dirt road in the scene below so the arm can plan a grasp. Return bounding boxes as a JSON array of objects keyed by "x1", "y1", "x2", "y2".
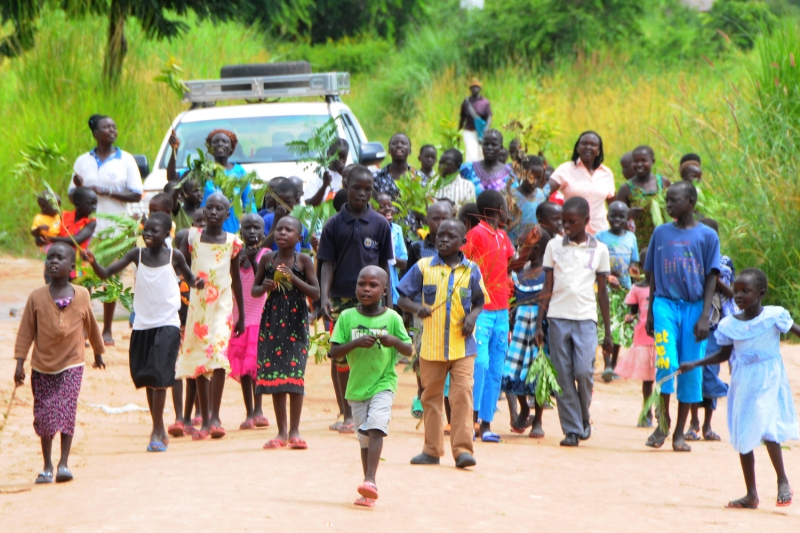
[{"x1": 0, "y1": 256, "x2": 798, "y2": 531}]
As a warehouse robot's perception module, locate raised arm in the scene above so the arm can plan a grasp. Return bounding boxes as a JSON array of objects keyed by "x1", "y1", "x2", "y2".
[
  {"x1": 84, "y1": 248, "x2": 138, "y2": 280},
  {"x1": 172, "y1": 249, "x2": 202, "y2": 289}
]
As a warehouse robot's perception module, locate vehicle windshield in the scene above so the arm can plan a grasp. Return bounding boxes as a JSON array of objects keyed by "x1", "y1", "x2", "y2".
[{"x1": 160, "y1": 115, "x2": 329, "y2": 168}]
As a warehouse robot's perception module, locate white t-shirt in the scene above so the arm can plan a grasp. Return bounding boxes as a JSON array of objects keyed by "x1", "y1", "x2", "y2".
[
  {"x1": 304, "y1": 170, "x2": 343, "y2": 202},
  {"x1": 543, "y1": 235, "x2": 611, "y2": 322},
  {"x1": 71, "y1": 149, "x2": 143, "y2": 232}
]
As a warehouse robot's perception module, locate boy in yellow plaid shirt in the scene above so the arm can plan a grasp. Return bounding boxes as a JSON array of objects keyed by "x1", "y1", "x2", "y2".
[{"x1": 398, "y1": 219, "x2": 487, "y2": 469}]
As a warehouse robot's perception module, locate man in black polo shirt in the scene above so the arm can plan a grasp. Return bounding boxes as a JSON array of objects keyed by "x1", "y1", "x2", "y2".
[{"x1": 318, "y1": 165, "x2": 394, "y2": 434}]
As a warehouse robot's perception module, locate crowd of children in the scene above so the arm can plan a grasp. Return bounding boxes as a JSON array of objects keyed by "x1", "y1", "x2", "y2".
[{"x1": 13, "y1": 123, "x2": 799, "y2": 510}]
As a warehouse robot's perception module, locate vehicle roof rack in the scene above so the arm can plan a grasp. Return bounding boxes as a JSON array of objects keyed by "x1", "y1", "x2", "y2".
[{"x1": 183, "y1": 72, "x2": 350, "y2": 103}]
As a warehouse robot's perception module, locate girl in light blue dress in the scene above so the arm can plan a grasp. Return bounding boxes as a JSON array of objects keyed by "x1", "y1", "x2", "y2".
[{"x1": 681, "y1": 268, "x2": 799, "y2": 510}]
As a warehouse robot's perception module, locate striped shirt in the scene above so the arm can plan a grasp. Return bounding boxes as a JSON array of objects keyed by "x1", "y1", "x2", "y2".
[
  {"x1": 432, "y1": 176, "x2": 477, "y2": 212},
  {"x1": 397, "y1": 253, "x2": 487, "y2": 362}
]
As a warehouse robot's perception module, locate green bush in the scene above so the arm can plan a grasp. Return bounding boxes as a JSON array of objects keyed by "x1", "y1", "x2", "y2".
[
  {"x1": 707, "y1": 0, "x2": 776, "y2": 50},
  {"x1": 275, "y1": 34, "x2": 394, "y2": 75}
]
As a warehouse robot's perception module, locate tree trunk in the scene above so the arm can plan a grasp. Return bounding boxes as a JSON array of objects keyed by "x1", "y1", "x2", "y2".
[{"x1": 103, "y1": 0, "x2": 129, "y2": 86}]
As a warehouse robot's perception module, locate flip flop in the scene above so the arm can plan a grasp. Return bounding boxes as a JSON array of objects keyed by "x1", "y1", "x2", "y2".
[
  {"x1": 601, "y1": 368, "x2": 613, "y2": 383},
  {"x1": 146, "y1": 441, "x2": 167, "y2": 452},
  {"x1": 354, "y1": 496, "x2": 376, "y2": 508},
  {"x1": 357, "y1": 481, "x2": 379, "y2": 500},
  {"x1": 35, "y1": 471, "x2": 53, "y2": 484},
  {"x1": 481, "y1": 431, "x2": 501, "y2": 443},
  {"x1": 288, "y1": 437, "x2": 308, "y2": 450},
  {"x1": 777, "y1": 490, "x2": 793, "y2": 507},
  {"x1": 510, "y1": 424, "x2": 526, "y2": 435},
  {"x1": 672, "y1": 442, "x2": 692, "y2": 452},
  {"x1": 167, "y1": 421, "x2": 185, "y2": 437},
  {"x1": 645, "y1": 429, "x2": 670, "y2": 449},
  {"x1": 725, "y1": 498, "x2": 758, "y2": 509},
  {"x1": 239, "y1": 419, "x2": 255, "y2": 430},
  {"x1": 192, "y1": 416, "x2": 203, "y2": 426},
  {"x1": 263, "y1": 438, "x2": 287, "y2": 449},
  {"x1": 253, "y1": 415, "x2": 270, "y2": 428},
  {"x1": 684, "y1": 430, "x2": 701, "y2": 441},
  {"x1": 329, "y1": 419, "x2": 344, "y2": 431},
  {"x1": 209, "y1": 426, "x2": 226, "y2": 439},
  {"x1": 192, "y1": 429, "x2": 210, "y2": 441},
  {"x1": 55, "y1": 466, "x2": 73, "y2": 483},
  {"x1": 703, "y1": 430, "x2": 721, "y2": 441},
  {"x1": 338, "y1": 422, "x2": 355, "y2": 434},
  {"x1": 103, "y1": 336, "x2": 115, "y2": 347}
]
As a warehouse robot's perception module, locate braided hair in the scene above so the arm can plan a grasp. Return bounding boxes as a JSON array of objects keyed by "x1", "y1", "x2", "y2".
[
  {"x1": 570, "y1": 130, "x2": 604, "y2": 170},
  {"x1": 205, "y1": 129, "x2": 238, "y2": 151}
]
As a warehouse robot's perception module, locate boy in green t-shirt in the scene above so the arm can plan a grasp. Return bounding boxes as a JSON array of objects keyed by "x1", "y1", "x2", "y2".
[{"x1": 330, "y1": 266, "x2": 413, "y2": 508}]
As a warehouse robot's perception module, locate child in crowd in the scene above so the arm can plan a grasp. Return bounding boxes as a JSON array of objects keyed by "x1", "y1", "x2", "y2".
[
  {"x1": 508, "y1": 155, "x2": 549, "y2": 245},
  {"x1": 50, "y1": 187, "x2": 97, "y2": 253},
  {"x1": 615, "y1": 145, "x2": 671, "y2": 253},
  {"x1": 253, "y1": 216, "x2": 320, "y2": 449},
  {"x1": 330, "y1": 266, "x2": 412, "y2": 507},
  {"x1": 259, "y1": 177, "x2": 287, "y2": 216},
  {"x1": 308, "y1": 138, "x2": 349, "y2": 207},
  {"x1": 680, "y1": 268, "x2": 798, "y2": 509},
  {"x1": 615, "y1": 249, "x2": 656, "y2": 426},
  {"x1": 433, "y1": 149, "x2": 476, "y2": 211},
  {"x1": 680, "y1": 160, "x2": 703, "y2": 183},
  {"x1": 458, "y1": 202, "x2": 480, "y2": 232},
  {"x1": 502, "y1": 228, "x2": 552, "y2": 438},
  {"x1": 399, "y1": 219, "x2": 487, "y2": 469},
  {"x1": 619, "y1": 152, "x2": 635, "y2": 180},
  {"x1": 377, "y1": 194, "x2": 408, "y2": 311},
  {"x1": 644, "y1": 181, "x2": 720, "y2": 452},
  {"x1": 318, "y1": 166, "x2": 394, "y2": 434},
  {"x1": 263, "y1": 180, "x2": 310, "y2": 252},
  {"x1": 685, "y1": 217, "x2": 734, "y2": 442},
  {"x1": 84, "y1": 212, "x2": 201, "y2": 452},
  {"x1": 534, "y1": 196, "x2": 613, "y2": 447},
  {"x1": 171, "y1": 177, "x2": 204, "y2": 232},
  {"x1": 176, "y1": 194, "x2": 245, "y2": 440},
  {"x1": 14, "y1": 242, "x2": 105, "y2": 483},
  {"x1": 229, "y1": 214, "x2": 270, "y2": 430},
  {"x1": 535, "y1": 201, "x2": 563, "y2": 236},
  {"x1": 289, "y1": 176, "x2": 305, "y2": 202},
  {"x1": 680, "y1": 153, "x2": 702, "y2": 167},
  {"x1": 463, "y1": 190, "x2": 516, "y2": 443},
  {"x1": 406, "y1": 201, "x2": 452, "y2": 418},
  {"x1": 31, "y1": 191, "x2": 62, "y2": 250},
  {"x1": 416, "y1": 144, "x2": 437, "y2": 182},
  {"x1": 596, "y1": 201, "x2": 640, "y2": 382}
]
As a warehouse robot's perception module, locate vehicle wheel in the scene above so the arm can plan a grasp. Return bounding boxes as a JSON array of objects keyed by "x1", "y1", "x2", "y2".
[{"x1": 220, "y1": 62, "x2": 312, "y2": 78}]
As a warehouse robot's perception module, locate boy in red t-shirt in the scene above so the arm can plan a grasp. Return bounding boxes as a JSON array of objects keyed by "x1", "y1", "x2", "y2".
[{"x1": 462, "y1": 190, "x2": 515, "y2": 443}]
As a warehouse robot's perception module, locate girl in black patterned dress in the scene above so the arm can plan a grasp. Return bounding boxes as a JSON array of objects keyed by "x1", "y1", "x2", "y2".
[{"x1": 253, "y1": 216, "x2": 319, "y2": 449}]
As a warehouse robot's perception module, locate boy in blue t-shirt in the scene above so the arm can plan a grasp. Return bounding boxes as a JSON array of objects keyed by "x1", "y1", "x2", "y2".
[
  {"x1": 596, "y1": 201, "x2": 639, "y2": 381},
  {"x1": 644, "y1": 181, "x2": 720, "y2": 453}
]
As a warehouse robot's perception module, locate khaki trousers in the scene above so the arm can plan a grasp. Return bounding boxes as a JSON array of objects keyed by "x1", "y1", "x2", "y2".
[{"x1": 419, "y1": 356, "x2": 475, "y2": 459}]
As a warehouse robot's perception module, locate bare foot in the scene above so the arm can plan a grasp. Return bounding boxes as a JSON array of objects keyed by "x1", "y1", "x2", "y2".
[{"x1": 672, "y1": 435, "x2": 691, "y2": 452}]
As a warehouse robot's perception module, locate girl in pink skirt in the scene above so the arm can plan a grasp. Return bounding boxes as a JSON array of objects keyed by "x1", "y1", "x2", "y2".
[
  {"x1": 615, "y1": 249, "x2": 656, "y2": 427},
  {"x1": 229, "y1": 214, "x2": 270, "y2": 429}
]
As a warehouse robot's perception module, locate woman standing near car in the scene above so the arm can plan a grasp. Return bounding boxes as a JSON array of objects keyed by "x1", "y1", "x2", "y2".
[
  {"x1": 71, "y1": 114, "x2": 144, "y2": 346},
  {"x1": 458, "y1": 79, "x2": 492, "y2": 163}
]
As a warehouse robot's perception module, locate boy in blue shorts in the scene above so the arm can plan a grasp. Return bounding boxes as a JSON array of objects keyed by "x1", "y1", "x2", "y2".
[{"x1": 644, "y1": 181, "x2": 720, "y2": 452}]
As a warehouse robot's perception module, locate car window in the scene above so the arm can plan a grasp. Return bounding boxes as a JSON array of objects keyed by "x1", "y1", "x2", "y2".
[
  {"x1": 339, "y1": 113, "x2": 362, "y2": 163},
  {"x1": 162, "y1": 115, "x2": 329, "y2": 168}
]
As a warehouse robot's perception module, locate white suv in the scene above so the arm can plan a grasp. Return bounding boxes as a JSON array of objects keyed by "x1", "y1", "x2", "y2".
[{"x1": 137, "y1": 62, "x2": 384, "y2": 212}]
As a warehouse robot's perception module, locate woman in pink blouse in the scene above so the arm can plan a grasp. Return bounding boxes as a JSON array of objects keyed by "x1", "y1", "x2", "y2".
[{"x1": 548, "y1": 131, "x2": 615, "y2": 235}]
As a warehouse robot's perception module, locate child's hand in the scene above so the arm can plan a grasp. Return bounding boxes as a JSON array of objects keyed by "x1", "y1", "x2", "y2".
[
  {"x1": 533, "y1": 327, "x2": 545, "y2": 348},
  {"x1": 693, "y1": 316, "x2": 710, "y2": 342},
  {"x1": 72, "y1": 174, "x2": 84, "y2": 188},
  {"x1": 93, "y1": 354, "x2": 106, "y2": 370},
  {"x1": 624, "y1": 314, "x2": 636, "y2": 324},
  {"x1": 36, "y1": 224, "x2": 49, "y2": 234},
  {"x1": 416, "y1": 305, "x2": 432, "y2": 319},
  {"x1": 320, "y1": 298, "x2": 333, "y2": 322},
  {"x1": 678, "y1": 361, "x2": 696, "y2": 374},
  {"x1": 353, "y1": 335, "x2": 377, "y2": 349},
  {"x1": 602, "y1": 335, "x2": 613, "y2": 356},
  {"x1": 193, "y1": 277, "x2": 205, "y2": 290},
  {"x1": 262, "y1": 279, "x2": 276, "y2": 292},
  {"x1": 233, "y1": 317, "x2": 245, "y2": 337},
  {"x1": 462, "y1": 313, "x2": 477, "y2": 336},
  {"x1": 629, "y1": 265, "x2": 641, "y2": 278},
  {"x1": 14, "y1": 360, "x2": 25, "y2": 386},
  {"x1": 168, "y1": 129, "x2": 180, "y2": 150},
  {"x1": 81, "y1": 250, "x2": 96, "y2": 264},
  {"x1": 322, "y1": 171, "x2": 332, "y2": 188},
  {"x1": 377, "y1": 334, "x2": 398, "y2": 348},
  {"x1": 412, "y1": 355, "x2": 420, "y2": 372},
  {"x1": 522, "y1": 225, "x2": 542, "y2": 248},
  {"x1": 244, "y1": 245, "x2": 260, "y2": 262},
  {"x1": 277, "y1": 265, "x2": 297, "y2": 285},
  {"x1": 607, "y1": 274, "x2": 621, "y2": 290}
]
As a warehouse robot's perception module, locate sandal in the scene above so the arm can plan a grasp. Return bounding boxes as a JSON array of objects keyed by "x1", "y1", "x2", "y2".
[
  {"x1": 645, "y1": 428, "x2": 670, "y2": 449},
  {"x1": 329, "y1": 417, "x2": 344, "y2": 431},
  {"x1": 357, "y1": 481, "x2": 379, "y2": 500},
  {"x1": 55, "y1": 466, "x2": 73, "y2": 483},
  {"x1": 510, "y1": 424, "x2": 526, "y2": 435},
  {"x1": 684, "y1": 430, "x2": 701, "y2": 441},
  {"x1": 288, "y1": 437, "x2": 308, "y2": 449},
  {"x1": 239, "y1": 419, "x2": 255, "y2": 430},
  {"x1": 338, "y1": 421, "x2": 355, "y2": 434},
  {"x1": 253, "y1": 415, "x2": 270, "y2": 428},
  {"x1": 703, "y1": 430, "x2": 721, "y2": 441},
  {"x1": 146, "y1": 441, "x2": 168, "y2": 453},
  {"x1": 354, "y1": 496, "x2": 376, "y2": 508},
  {"x1": 192, "y1": 429, "x2": 210, "y2": 441},
  {"x1": 263, "y1": 438, "x2": 287, "y2": 449},
  {"x1": 192, "y1": 416, "x2": 203, "y2": 426},
  {"x1": 725, "y1": 498, "x2": 758, "y2": 509},
  {"x1": 209, "y1": 425, "x2": 226, "y2": 439},
  {"x1": 777, "y1": 488, "x2": 793, "y2": 507},
  {"x1": 481, "y1": 431, "x2": 501, "y2": 443},
  {"x1": 167, "y1": 421, "x2": 185, "y2": 437},
  {"x1": 35, "y1": 471, "x2": 53, "y2": 484},
  {"x1": 411, "y1": 397, "x2": 423, "y2": 419}
]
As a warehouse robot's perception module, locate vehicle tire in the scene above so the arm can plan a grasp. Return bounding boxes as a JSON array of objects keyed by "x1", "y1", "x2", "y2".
[{"x1": 220, "y1": 62, "x2": 312, "y2": 79}]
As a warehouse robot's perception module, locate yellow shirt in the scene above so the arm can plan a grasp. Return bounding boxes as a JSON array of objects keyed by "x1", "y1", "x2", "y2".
[
  {"x1": 397, "y1": 253, "x2": 488, "y2": 362},
  {"x1": 31, "y1": 213, "x2": 61, "y2": 238}
]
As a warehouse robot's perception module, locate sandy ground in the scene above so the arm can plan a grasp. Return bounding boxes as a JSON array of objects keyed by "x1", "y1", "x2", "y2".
[{"x1": 0, "y1": 255, "x2": 799, "y2": 532}]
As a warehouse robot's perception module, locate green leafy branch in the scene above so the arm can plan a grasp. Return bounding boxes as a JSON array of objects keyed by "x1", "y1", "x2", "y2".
[
  {"x1": 286, "y1": 117, "x2": 341, "y2": 180},
  {"x1": 526, "y1": 349, "x2": 562, "y2": 409},
  {"x1": 182, "y1": 149, "x2": 263, "y2": 218},
  {"x1": 14, "y1": 139, "x2": 68, "y2": 194},
  {"x1": 153, "y1": 57, "x2": 188, "y2": 100},
  {"x1": 309, "y1": 332, "x2": 332, "y2": 364}
]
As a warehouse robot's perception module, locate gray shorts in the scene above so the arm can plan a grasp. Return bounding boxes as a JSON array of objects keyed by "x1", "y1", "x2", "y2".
[{"x1": 348, "y1": 390, "x2": 394, "y2": 448}]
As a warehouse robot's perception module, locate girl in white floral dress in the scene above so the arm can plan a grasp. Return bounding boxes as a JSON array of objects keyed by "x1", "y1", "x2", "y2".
[{"x1": 176, "y1": 194, "x2": 244, "y2": 440}]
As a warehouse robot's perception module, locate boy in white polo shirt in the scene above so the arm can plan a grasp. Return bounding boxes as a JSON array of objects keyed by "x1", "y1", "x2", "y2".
[{"x1": 534, "y1": 196, "x2": 613, "y2": 447}]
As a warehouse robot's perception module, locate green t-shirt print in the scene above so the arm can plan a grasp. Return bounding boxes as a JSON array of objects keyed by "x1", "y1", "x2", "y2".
[{"x1": 330, "y1": 308, "x2": 411, "y2": 402}]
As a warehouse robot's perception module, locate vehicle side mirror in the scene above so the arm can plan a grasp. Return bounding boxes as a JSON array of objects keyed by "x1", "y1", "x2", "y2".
[
  {"x1": 133, "y1": 154, "x2": 149, "y2": 179},
  {"x1": 358, "y1": 142, "x2": 386, "y2": 167}
]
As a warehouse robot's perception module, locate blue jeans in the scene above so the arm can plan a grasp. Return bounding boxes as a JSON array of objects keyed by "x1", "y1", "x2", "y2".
[
  {"x1": 473, "y1": 309, "x2": 509, "y2": 423},
  {"x1": 653, "y1": 297, "x2": 706, "y2": 404}
]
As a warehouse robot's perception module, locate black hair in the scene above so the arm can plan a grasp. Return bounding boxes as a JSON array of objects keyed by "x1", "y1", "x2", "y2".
[
  {"x1": 88, "y1": 114, "x2": 110, "y2": 133},
  {"x1": 150, "y1": 192, "x2": 174, "y2": 212},
  {"x1": 333, "y1": 189, "x2": 348, "y2": 212},
  {"x1": 275, "y1": 178, "x2": 299, "y2": 199},
  {"x1": 669, "y1": 180, "x2": 698, "y2": 203},
  {"x1": 327, "y1": 138, "x2": 350, "y2": 157},
  {"x1": 482, "y1": 129, "x2": 503, "y2": 145},
  {"x1": 48, "y1": 241, "x2": 76, "y2": 262},
  {"x1": 419, "y1": 144, "x2": 436, "y2": 155},
  {"x1": 523, "y1": 155, "x2": 544, "y2": 169},
  {"x1": 680, "y1": 153, "x2": 701, "y2": 166},
  {"x1": 72, "y1": 186, "x2": 96, "y2": 205},
  {"x1": 147, "y1": 211, "x2": 173, "y2": 233},
  {"x1": 180, "y1": 176, "x2": 200, "y2": 192},
  {"x1": 458, "y1": 202, "x2": 480, "y2": 229},
  {"x1": 563, "y1": 196, "x2": 590, "y2": 217},
  {"x1": 632, "y1": 145, "x2": 655, "y2": 159},
  {"x1": 699, "y1": 217, "x2": 718, "y2": 233},
  {"x1": 275, "y1": 214, "x2": 303, "y2": 234},
  {"x1": 347, "y1": 165, "x2": 373, "y2": 185},
  {"x1": 535, "y1": 201, "x2": 559, "y2": 222},
  {"x1": 438, "y1": 218, "x2": 467, "y2": 237},
  {"x1": 476, "y1": 189, "x2": 505, "y2": 218},
  {"x1": 570, "y1": 130, "x2": 604, "y2": 170},
  {"x1": 738, "y1": 268, "x2": 768, "y2": 293},
  {"x1": 390, "y1": 132, "x2": 411, "y2": 148},
  {"x1": 441, "y1": 148, "x2": 464, "y2": 168}
]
